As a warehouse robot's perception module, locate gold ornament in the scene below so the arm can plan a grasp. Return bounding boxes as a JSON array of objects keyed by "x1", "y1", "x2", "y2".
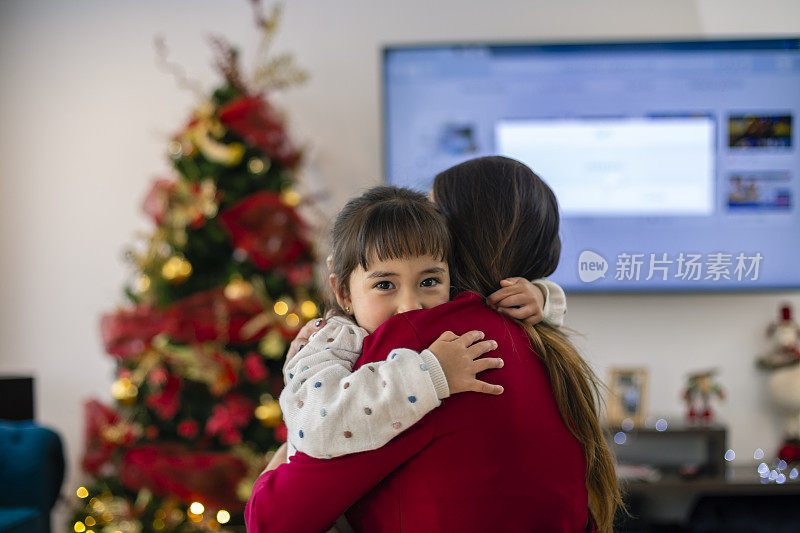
[
  {"x1": 134, "y1": 274, "x2": 151, "y2": 294},
  {"x1": 259, "y1": 330, "x2": 286, "y2": 359},
  {"x1": 111, "y1": 378, "x2": 138, "y2": 404},
  {"x1": 224, "y1": 278, "x2": 254, "y2": 300},
  {"x1": 183, "y1": 101, "x2": 245, "y2": 166},
  {"x1": 255, "y1": 399, "x2": 283, "y2": 427},
  {"x1": 161, "y1": 256, "x2": 192, "y2": 284}
]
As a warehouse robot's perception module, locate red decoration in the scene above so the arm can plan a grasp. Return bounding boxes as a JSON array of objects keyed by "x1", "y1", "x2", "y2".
[
  {"x1": 244, "y1": 352, "x2": 270, "y2": 383},
  {"x1": 164, "y1": 287, "x2": 267, "y2": 345},
  {"x1": 219, "y1": 192, "x2": 307, "y2": 270},
  {"x1": 120, "y1": 444, "x2": 248, "y2": 511},
  {"x1": 142, "y1": 178, "x2": 174, "y2": 226},
  {"x1": 148, "y1": 366, "x2": 169, "y2": 387},
  {"x1": 81, "y1": 400, "x2": 133, "y2": 476},
  {"x1": 177, "y1": 419, "x2": 199, "y2": 439},
  {"x1": 205, "y1": 393, "x2": 255, "y2": 445},
  {"x1": 218, "y1": 96, "x2": 300, "y2": 168},
  {"x1": 142, "y1": 177, "x2": 215, "y2": 229},
  {"x1": 273, "y1": 422, "x2": 287, "y2": 443},
  {"x1": 146, "y1": 374, "x2": 182, "y2": 420},
  {"x1": 100, "y1": 305, "x2": 167, "y2": 360},
  {"x1": 284, "y1": 262, "x2": 314, "y2": 286}
]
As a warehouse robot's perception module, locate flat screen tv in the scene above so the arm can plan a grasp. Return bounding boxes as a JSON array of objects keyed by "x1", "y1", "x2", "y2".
[{"x1": 383, "y1": 38, "x2": 800, "y2": 292}]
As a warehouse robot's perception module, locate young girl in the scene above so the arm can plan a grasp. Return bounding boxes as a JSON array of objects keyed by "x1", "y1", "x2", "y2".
[{"x1": 276, "y1": 186, "x2": 566, "y2": 461}]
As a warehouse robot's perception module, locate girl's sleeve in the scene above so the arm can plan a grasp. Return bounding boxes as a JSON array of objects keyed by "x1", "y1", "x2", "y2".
[
  {"x1": 247, "y1": 316, "x2": 437, "y2": 533},
  {"x1": 279, "y1": 316, "x2": 449, "y2": 459},
  {"x1": 532, "y1": 278, "x2": 567, "y2": 327}
]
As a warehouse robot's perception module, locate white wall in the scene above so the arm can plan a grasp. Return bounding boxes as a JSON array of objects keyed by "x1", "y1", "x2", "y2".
[{"x1": 1, "y1": 1, "x2": 798, "y2": 530}]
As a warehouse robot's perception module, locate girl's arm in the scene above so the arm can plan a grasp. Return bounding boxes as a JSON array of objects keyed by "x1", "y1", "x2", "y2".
[
  {"x1": 280, "y1": 317, "x2": 500, "y2": 459},
  {"x1": 486, "y1": 277, "x2": 567, "y2": 327},
  {"x1": 532, "y1": 278, "x2": 567, "y2": 326}
]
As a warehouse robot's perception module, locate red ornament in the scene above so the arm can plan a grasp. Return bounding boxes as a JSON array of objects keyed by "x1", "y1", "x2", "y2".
[
  {"x1": 218, "y1": 192, "x2": 308, "y2": 270},
  {"x1": 142, "y1": 178, "x2": 173, "y2": 226},
  {"x1": 148, "y1": 366, "x2": 169, "y2": 387},
  {"x1": 177, "y1": 419, "x2": 199, "y2": 439},
  {"x1": 284, "y1": 262, "x2": 314, "y2": 286},
  {"x1": 273, "y1": 422, "x2": 287, "y2": 443},
  {"x1": 120, "y1": 443, "x2": 248, "y2": 511},
  {"x1": 205, "y1": 393, "x2": 255, "y2": 445},
  {"x1": 244, "y1": 352, "x2": 270, "y2": 383},
  {"x1": 218, "y1": 96, "x2": 301, "y2": 168},
  {"x1": 100, "y1": 305, "x2": 167, "y2": 360},
  {"x1": 146, "y1": 374, "x2": 182, "y2": 420}
]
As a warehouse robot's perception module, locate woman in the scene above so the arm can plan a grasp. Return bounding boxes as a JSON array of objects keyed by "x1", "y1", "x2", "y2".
[{"x1": 246, "y1": 156, "x2": 621, "y2": 532}]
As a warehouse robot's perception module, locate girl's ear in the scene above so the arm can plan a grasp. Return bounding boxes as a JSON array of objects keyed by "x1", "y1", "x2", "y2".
[{"x1": 328, "y1": 274, "x2": 351, "y2": 311}]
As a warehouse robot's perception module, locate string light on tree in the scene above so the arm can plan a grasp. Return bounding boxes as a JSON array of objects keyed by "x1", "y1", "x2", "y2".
[
  {"x1": 273, "y1": 299, "x2": 290, "y2": 316},
  {"x1": 255, "y1": 397, "x2": 282, "y2": 427},
  {"x1": 280, "y1": 188, "x2": 301, "y2": 207},
  {"x1": 300, "y1": 300, "x2": 318, "y2": 319},
  {"x1": 259, "y1": 330, "x2": 286, "y2": 359},
  {"x1": 248, "y1": 157, "x2": 268, "y2": 174},
  {"x1": 161, "y1": 255, "x2": 192, "y2": 284},
  {"x1": 224, "y1": 278, "x2": 254, "y2": 300},
  {"x1": 285, "y1": 312, "x2": 300, "y2": 328}
]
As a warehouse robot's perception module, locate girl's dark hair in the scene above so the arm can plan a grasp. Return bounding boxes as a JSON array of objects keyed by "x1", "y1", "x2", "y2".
[
  {"x1": 433, "y1": 156, "x2": 622, "y2": 533},
  {"x1": 328, "y1": 186, "x2": 450, "y2": 311}
]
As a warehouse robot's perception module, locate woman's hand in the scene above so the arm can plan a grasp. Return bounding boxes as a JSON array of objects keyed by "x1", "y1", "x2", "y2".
[
  {"x1": 486, "y1": 277, "x2": 545, "y2": 325},
  {"x1": 284, "y1": 317, "x2": 328, "y2": 382},
  {"x1": 427, "y1": 330, "x2": 503, "y2": 395}
]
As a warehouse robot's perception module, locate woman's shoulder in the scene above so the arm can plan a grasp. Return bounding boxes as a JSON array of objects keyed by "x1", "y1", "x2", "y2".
[{"x1": 375, "y1": 291, "x2": 518, "y2": 348}]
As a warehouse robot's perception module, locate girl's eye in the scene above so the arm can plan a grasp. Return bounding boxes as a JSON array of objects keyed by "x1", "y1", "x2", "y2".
[
  {"x1": 374, "y1": 280, "x2": 394, "y2": 290},
  {"x1": 420, "y1": 277, "x2": 440, "y2": 287}
]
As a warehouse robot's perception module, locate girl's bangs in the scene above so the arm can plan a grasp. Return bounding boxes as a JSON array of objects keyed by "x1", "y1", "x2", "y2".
[{"x1": 357, "y1": 206, "x2": 450, "y2": 269}]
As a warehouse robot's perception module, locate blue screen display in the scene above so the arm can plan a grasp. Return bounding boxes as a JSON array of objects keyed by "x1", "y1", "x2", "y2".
[{"x1": 383, "y1": 39, "x2": 800, "y2": 292}]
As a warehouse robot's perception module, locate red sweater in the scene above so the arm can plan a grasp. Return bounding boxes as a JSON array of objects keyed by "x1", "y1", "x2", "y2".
[{"x1": 246, "y1": 291, "x2": 592, "y2": 532}]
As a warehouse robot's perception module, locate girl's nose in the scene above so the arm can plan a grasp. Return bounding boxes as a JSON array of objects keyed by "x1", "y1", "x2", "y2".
[{"x1": 396, "y1": 292, "x2": 423, "y2": 314}]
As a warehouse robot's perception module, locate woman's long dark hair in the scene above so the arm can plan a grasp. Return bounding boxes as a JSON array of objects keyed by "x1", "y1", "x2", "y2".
[{"x1": 433, "y1": 156, "x2": 621, "y2": 533}]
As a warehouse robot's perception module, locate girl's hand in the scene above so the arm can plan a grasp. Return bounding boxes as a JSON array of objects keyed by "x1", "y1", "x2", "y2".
[
  {"x1": 486, "y1": 277, "x2": 545, "y2": 325},
  {"x1": 284, "y1": 317, "x2": 327, "y2": 381},
  {"x1": 262, "y1": 442, "x2": 288, "y2": 475},
  {"x1": 427, "y1": 330, "x2": 504, "y2": 395}
]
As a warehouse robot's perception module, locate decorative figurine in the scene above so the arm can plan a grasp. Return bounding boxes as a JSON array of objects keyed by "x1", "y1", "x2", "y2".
[
  {"x1": 757, "y1": 303, "x2": 800, "y2": 465},
  {"x1": 683, "y1": 369, "x2": 725, "y2": 425}
]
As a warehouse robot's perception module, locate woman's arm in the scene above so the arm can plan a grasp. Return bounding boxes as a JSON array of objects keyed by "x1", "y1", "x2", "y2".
[{"x1": 247, "y1": 317, "x2": 438, "y2": 533}]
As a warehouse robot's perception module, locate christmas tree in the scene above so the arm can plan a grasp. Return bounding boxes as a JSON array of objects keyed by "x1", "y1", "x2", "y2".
[{"x1": 69, "y1": 4, "x2": 317, "y2": 532}]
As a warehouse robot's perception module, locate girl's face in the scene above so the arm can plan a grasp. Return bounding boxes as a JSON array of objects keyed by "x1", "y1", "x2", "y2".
[{"x1": 332, "y1": 254, "x2": 449, "y2": 334}]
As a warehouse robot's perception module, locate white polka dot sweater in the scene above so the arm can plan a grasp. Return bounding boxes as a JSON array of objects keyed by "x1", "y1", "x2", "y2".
[{"x1": 279, "y1": 316, "x2": 450, "y2": 459}]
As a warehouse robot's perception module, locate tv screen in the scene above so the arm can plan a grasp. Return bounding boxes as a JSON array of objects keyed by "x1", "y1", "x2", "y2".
[{"x1": 383, "y1": 39, "x2": 800, "y2": 292}]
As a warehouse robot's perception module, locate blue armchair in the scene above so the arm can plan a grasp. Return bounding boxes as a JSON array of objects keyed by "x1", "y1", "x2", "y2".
[{"x1": 0, "y1": 421, "x2": 65, "y2": 533}]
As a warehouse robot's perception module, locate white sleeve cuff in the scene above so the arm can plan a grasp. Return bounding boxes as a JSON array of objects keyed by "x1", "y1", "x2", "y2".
[
  {"x1": 532, "y1": 278, "x2": 567, "y2": 328},
  {"x1": 419, "y1": 349, "x2": 450, "y2": 399}
]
